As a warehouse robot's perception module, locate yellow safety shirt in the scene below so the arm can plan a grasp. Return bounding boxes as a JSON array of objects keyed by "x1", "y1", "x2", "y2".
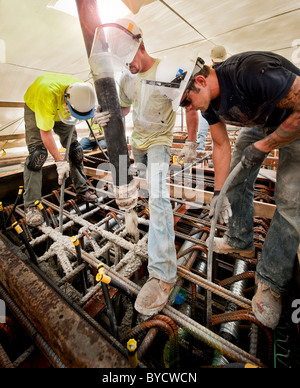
[{"x1": 24, "y1": 73, "x2": 83, "y2": 131}]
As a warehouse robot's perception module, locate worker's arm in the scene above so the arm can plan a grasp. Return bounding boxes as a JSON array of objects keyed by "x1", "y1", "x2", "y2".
[
  {"x1": 210, "y1": 121, "x2": 231, "y2": 190},
  {"x1": 241, "y1": 76, "x2": 300, "y2": 169},
  {"x1": 40, "y1": 129, "x2": 69, "y2": 184},
  {"x1": 255, "y1": 76, "x2": 300, "y2": 153},
  {"x1": 207, "y1": 121, "x2": 232, "y2": 224},
  {"x1": 176, "y1": 111, "x2": 199, "y2": 163},
  {"x1": 121, "y1": 106, "x2": 131, "y2": 118},
  {"x1": 185, "y1": 110, "x2": 199, "y2": 141},
  {"x1": 40, "y1": 129, "x2": 63, "y2": 162}
]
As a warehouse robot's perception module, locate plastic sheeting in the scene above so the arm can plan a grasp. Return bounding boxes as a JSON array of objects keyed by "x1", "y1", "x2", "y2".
[{"x1": 0, "y1": 0, "x2": 299, "y2": 137}]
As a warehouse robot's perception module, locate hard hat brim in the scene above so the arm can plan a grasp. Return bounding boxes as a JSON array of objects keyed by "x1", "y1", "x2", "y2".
[
  {"x1": 211, "y1": 56, "x2": 226, "y2": 63},
  {"x1": 66, "y1": 101, "x2": 95, "y2": 121}
]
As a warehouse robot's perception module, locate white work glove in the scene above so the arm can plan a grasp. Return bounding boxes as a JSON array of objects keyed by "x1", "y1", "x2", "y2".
[
  {"x1": 209, "y1": 191, "x2": 232, "y2": 225},
  {"x1": 55, "y1": 160, "x2": 70, "y2": 185},
  {"x1": 92, "y1": 105, "x2": 111, "y2": 127},
  {"x1": 177, "y1": 141, "x2": 198, "y2": 164},
  {"x1": 114, "y1": 180, "x2": 138, "y2": 211}
]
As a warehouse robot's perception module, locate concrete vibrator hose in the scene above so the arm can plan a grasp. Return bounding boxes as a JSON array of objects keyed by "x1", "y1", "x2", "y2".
[{"x1": 59, "y1": 128, "x2": 74, "y2": 234}]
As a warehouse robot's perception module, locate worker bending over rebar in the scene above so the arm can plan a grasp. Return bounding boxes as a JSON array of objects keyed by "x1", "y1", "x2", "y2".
[
  {"x1": 23, "y1": 73, "x2": 98, "y2": 226},
  {"x1": 93, "y1": 19, "x2": 199, "y2": 316},
  {"x1": 179, "y1": 51, "x2": 300, "y2": 330}
]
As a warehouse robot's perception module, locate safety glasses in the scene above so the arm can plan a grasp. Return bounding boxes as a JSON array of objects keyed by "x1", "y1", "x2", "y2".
[
  {"x1": 179, "y1": 77, "x2": 195, "y2": 108},
  {"x1": 180, "y1": 57, "x2": 205, "y2": 108}
]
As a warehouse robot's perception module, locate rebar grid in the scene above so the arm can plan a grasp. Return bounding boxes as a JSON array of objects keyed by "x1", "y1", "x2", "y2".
[{"x1": 0, "y1": 178, "x2": 273, "y2": 368}]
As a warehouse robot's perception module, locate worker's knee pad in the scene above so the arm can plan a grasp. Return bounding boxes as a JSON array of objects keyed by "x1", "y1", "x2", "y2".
[
  {"x1": 69, "y1": 141, "x2": 84, "y2": 165},
  {"x1": 26, "y1": 145, "x2": 48, "y2": 171}
]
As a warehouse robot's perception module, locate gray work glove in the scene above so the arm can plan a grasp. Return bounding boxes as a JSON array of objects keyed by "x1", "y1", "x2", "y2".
[
  {"x1": 241, "y1": 144, "x2": 268, "y2": 169},
  {"x1": 209, "y1": 191, "x2": 232, "y2": 225},
  {"x1": 92, "y1": 105, "x2": 111, "y2": 127},
  {"x1": 114, "y1": 180, "x2": 138, "y2": 211},
  {"x1": 55, "y1": 160, "x2": 70, "y2": 185},
  {"x1": 177, "y1": 141, "x2": 198, "y2": 164}
]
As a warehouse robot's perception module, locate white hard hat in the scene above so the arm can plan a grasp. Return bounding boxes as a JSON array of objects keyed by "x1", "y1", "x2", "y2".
[
  {"x1": 210, "y1": 45, "x2": 227, "y2": 63},
  {"x1": 154, "y1": 49, "x2": 204, "y2": 111},
  {"x1": 65, "y1": 83, "x2": 96, "y2": 120},
  {"x1": 89, "y1": 18, "x2": 143, "y2": 76}
]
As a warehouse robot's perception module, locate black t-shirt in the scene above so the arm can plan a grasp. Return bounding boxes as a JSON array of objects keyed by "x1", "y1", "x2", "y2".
[{"x1": 203, "y1": 51, "x2": 300, "y2": 131}]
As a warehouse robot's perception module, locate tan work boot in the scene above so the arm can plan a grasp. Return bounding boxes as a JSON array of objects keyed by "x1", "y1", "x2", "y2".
[
  {"x1": 25, "y1": 206, "x2": 44, "y2": 227},
  {"x1": 252, "y1": 279, "x2": 282, "y2": 330},
  {"x1": 77, "y1": 190, "x2": 98, "y2": 202},
  {"x1": 134, "y1": 277, "x2": 174, "y2": 316},
  {"x1": 206, "y1": 237, "x2": 255, "y2": 258}
]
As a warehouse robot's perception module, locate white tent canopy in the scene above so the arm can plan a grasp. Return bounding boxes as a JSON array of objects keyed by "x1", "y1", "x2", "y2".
[{"x1": 0, "y1": 0, "x2": 299, "y2": 145}]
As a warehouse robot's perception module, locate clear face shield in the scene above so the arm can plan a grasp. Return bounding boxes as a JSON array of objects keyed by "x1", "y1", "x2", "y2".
[
  {"x1": 138, "y1": 55, "x2": 205, "y2": 126},
  {"x1": 138, "y1": 72, "x2": 187, "y2": 126},
  {"x1": 57, "y1": 110, "x2": 81, "y2": 126},
  {"x1": 57, "y1": 98, "x2": 82, "y2": 126},
  {"x1": 89, "y1": 23, "x2": 142, "y2": 79}
]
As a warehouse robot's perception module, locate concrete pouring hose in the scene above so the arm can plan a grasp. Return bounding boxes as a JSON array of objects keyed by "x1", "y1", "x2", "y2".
[{"x1": 206, "y1": 161, "x2": 244, "y2": 326}]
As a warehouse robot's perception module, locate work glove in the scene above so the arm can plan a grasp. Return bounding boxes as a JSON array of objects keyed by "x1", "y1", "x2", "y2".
[
  {"x1": 241, "y1": 144, "x2": 268, "y2": 169},
  {"x1": 209, "y1": 191, "x2": 232, "y2": 225},
  {"x1": 92, "y1": 105, "x2": 111, "y2": 127},
  {"x1": 177, "y1": 141, "x2": 198, "y2": 164},
  {"x1": 55, "y1": 160, "x2": 70, "y2": 185},
  {"x1": 114, "y1": 180, "x2": 138, "y2": 211}
]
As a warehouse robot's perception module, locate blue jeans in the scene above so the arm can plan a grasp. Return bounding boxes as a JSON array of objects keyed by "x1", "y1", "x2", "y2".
[
  {"x1": 80, "y1": 137, "x2": 107, "y2": 150},
  {"x1": 197, "y1": 113, "x2": 210, "y2": 151},
  {"x1": 132, "y1": 145, "x2": 177, "y2": 283},
  {"x1": 225, "y1": 127, "x2": 300, "y2": 294}
]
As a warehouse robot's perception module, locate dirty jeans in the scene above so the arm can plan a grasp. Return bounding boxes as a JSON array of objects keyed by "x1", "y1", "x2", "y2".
[
  {"x1": 23, "y1": 105, "x2": 88, "y2": 207},
  {"x1": 225, "y1": 126, "x2": 300, "y2": 294},
  {"x1": 132, "y1": 145, "x2": 177, "y2": 284}
]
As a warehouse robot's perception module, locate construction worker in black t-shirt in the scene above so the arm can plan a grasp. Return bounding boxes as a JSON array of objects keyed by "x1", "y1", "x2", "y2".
[{"x1": 179, "y1": 51, "x2": 300, "y2": 330}]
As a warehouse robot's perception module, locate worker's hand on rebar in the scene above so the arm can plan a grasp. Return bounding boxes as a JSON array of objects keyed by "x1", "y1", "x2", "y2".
[
  {"x1": 177, "y1": 141, "x2": 198, "y2": 164},
  {"x1": 55, "y1": 160, "x2": 70, "y2": 185},
  {"x1": 209, "y1": 191, "x2": 232, "y2": 225},
  {"x1": 92, "y1": 105, "x2": 111, "y2": 127},
  {"x1": 241, "y1": 144, "x2": 268, "y2": 169}
]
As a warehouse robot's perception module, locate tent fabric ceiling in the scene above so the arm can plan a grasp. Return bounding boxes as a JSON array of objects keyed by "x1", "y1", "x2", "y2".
[
  {"x1": 121, "y1": 0, "x2": 157, "y2": 14},
  {"x1": 0, "y1": 0, "x2": 299, "y2": 139}
]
